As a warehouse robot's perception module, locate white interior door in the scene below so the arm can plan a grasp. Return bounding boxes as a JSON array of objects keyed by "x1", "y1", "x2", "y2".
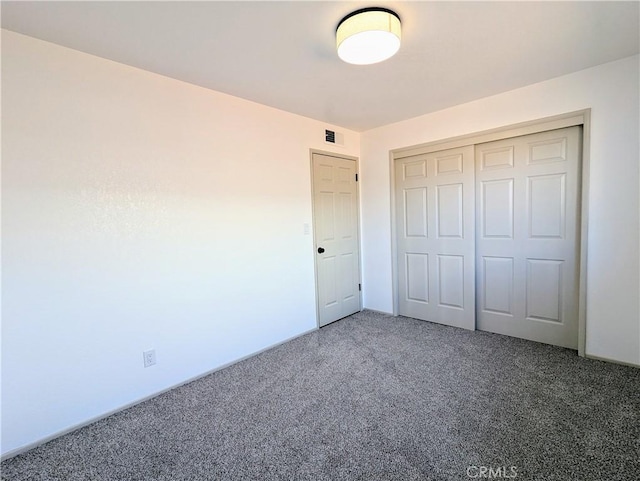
[
  {"x1": 312, "y1": 153, "x2": 361, "y2": 327},
  {"x1": 395, "y1": 146, "x2": 476, "y2": 330},
  {"x1": 475, "y1": 126, "x2": 581, "y2": 348}
]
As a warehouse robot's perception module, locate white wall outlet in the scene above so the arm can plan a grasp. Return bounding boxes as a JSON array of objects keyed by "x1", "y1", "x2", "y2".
[{"x1": 143, "y1": 349, "x2": 156, "y2": 368}]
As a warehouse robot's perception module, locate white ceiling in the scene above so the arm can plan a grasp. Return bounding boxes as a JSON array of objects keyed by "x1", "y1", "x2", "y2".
[{"x1": 2, "y1": 1, "x2": 639, "y2": 131}]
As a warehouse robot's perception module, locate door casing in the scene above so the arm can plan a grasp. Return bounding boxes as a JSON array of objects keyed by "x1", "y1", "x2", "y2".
[{"x1": 389, "y1": 109, "x2": 591, "y2": 356}]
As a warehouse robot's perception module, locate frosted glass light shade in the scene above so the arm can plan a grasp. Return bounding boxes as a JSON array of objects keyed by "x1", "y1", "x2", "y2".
[{"x1": 336, "y1": 8, "x2": 401, "y2": 65}]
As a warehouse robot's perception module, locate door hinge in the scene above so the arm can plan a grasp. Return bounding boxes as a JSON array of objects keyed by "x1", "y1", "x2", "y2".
[
  {"x1": 359, "y1": 283, "x2": 361, "y2": 291},
  {"x1": 355, "y1": 173, "x2": 358, "y2": 182}
]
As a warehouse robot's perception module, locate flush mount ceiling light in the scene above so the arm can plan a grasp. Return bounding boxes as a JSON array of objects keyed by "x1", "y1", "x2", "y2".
[{"x1": 336, "y1": 7, "x2": 401, "y2": 65}]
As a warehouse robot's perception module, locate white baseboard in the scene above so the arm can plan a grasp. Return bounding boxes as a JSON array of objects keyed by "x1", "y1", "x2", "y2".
[
  {"x1": 1, "y1": 326, "x2": 318, "y2": 461},
  {"x1": 585, "y1": 353, "x2": 640, "y2": 369}
]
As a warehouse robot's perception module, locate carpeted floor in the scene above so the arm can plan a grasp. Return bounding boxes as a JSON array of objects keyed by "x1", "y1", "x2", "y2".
[{"x1": 2, "y1": 310, "x2": 639, "y2": 480}]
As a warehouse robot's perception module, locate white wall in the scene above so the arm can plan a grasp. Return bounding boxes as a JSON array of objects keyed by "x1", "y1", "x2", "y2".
[
  {"x1": 1, "y1": 30, "x2": 360, "y2": 456},
  {"x1": 360, "y1": 55, "x2": 640, "y2": 367}
]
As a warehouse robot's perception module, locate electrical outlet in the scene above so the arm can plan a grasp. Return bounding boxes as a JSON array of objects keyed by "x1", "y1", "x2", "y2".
[{"x1": 143, "y1": 349, "x2": 156, "y2": 368}]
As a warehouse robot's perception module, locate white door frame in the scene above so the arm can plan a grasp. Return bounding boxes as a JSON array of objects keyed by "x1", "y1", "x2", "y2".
[
  {"x1": 389, "y1": 109, "x2": 591, "y2": 356},
  {"x1": 310, "y1": 149, "x2": 362, "y2": 328}
]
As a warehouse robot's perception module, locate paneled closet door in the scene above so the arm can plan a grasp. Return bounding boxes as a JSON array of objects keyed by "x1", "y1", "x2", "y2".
[
  {"x1": 395, "y1": 146, "x2": 476, "y2": 330},
  {"x1": 475, "y1": 127, "x2": 581, "y2": 349}
]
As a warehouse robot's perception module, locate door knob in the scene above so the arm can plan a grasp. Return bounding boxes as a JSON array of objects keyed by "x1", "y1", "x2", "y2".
[{"x1": 317, "y1": 247, "x2": 325, "y2": 254}]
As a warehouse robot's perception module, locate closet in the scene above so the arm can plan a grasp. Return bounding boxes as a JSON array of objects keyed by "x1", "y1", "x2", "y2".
[{"x1": 394, "y1": 126, "x2": 581, "y2": 349}]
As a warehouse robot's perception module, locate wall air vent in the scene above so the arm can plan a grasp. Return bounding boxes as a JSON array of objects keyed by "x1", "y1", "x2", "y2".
[
  {"x1": 325, "y1": 129, "x2": 335, "y2": 143},
  {"x1": 324, "y1": 129, "x2": 345, "y2": 146}
]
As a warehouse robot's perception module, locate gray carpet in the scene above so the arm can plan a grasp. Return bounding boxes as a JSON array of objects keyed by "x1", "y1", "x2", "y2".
[{"x1": 2, "y1": 310, "x2": 639, "y2": 480}]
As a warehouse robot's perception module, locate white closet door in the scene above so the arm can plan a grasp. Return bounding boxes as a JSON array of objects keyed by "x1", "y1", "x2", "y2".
[
  {"x1": 395, "y1": 146, "x2": 475, "y2": 330},
  {"x1": 475, "y1": 127, "x2": 581, "y2": 349}
]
